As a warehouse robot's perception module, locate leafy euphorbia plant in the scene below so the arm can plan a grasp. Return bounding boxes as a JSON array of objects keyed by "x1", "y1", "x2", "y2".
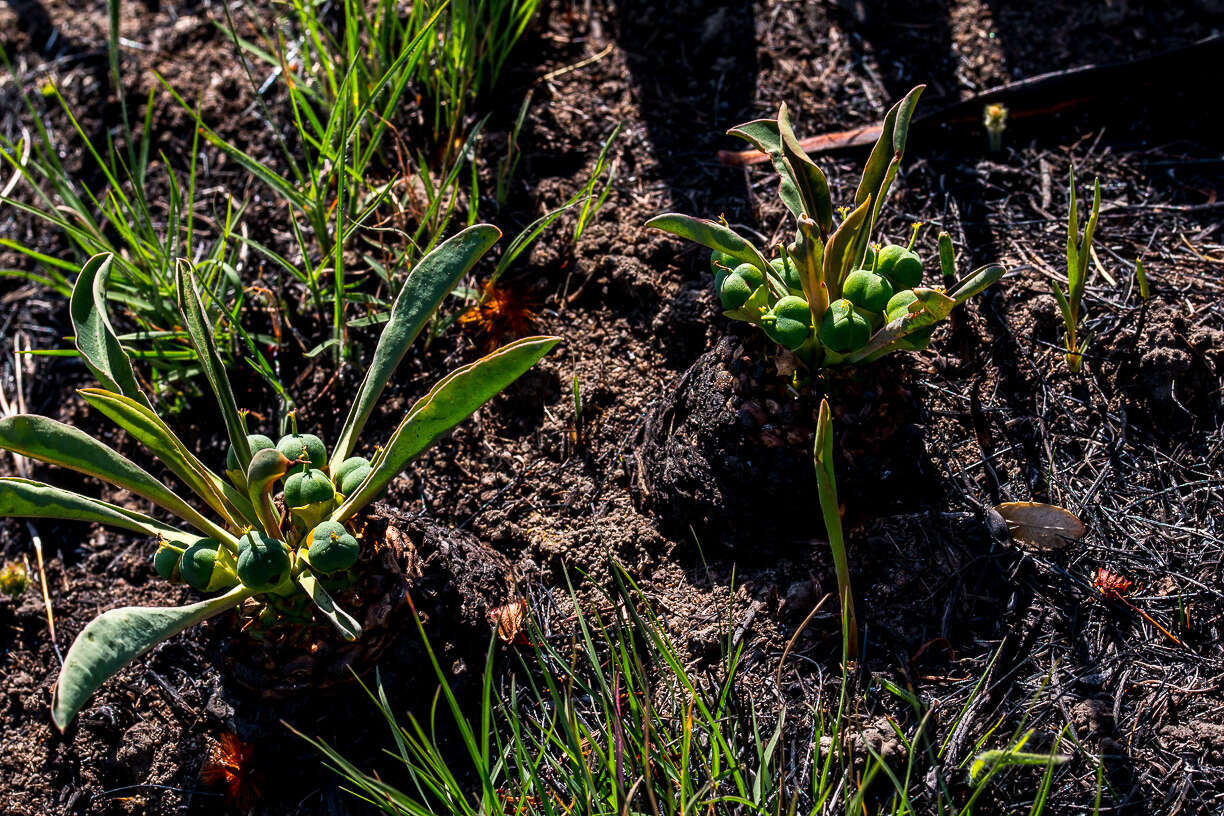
[
  {"x1": 647, "y1": 86, "x2": 1004, "y2": 373},
  {"x1": 0, "y1": 226, "x2": 559, "y2": 730}
]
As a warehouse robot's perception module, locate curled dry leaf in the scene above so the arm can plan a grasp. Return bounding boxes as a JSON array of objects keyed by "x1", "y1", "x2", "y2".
[
  {"x1": 990, "y1": 501, "x2": 1086, "y2": 551},
  {"x1": 490, "y1": 599, "x2": 530, "y2": 645}
]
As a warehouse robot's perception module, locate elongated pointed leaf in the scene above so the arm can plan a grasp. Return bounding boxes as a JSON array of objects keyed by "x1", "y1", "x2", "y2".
[
  {"x1": 728, "y1": 118, "x2": 804, "y2": 219},
  {"x1": 330, "y1": 225, "x2": 502, "y2": 469},
  {"x1": 296, "y1": 570, "x2": 361, "y2": 641},
  {"x1": 845, "y1": 287, "x2": 955, "y2": 363},
  {"x1": 78, "y1": 388, "x2": 238, "y2": 527},
  {"x1": 334, "y1": 336, "x2": 560, "y2": 521},
  {"x1": 947, "y1": 263, "x2": 1005, "y2": 306},
  {"x1": 822, "y1": 197, "x2": 873, "y2": 299},
  {"x1": 69, "y1": 254, "x2": 152, "y2": 410},
  {"x1": 777, "y1": 105, "x2": 833, "y2": 235},
  {"x1": 0, "y1": 477, "x2": 199, "y2": 545},
  {"x1": 852, "y1": 86, "x2": 924, "y2": 264},
  {"x1": 52, "y1": 584, "x2": 254, "y2": 730},
  {"x1": 0, "y1": 415, "x2": 231, "y2": 543},
  {"x1": 794, "y1": 215, "x2": 829, "y2": 325},
  {"x1": 645, "y1": 214, "x2": 777, "y2": 288},
  {"x1": 175, "y1": 260, "x2": 251, "y2": 471}
]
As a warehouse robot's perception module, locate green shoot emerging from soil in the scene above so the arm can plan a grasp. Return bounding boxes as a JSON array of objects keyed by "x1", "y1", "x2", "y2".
[
  {"x1": 1051, "y1": 167, "x2": 1101, "y2": 373},
  {"x1": 300, "y1": 569, "x2": 1093, "y2": 815},
  {"x1": 814, "y1": 398, "x2": 857, "y2": 659},
  {"x1": 0, "y1": 226, "x2": 559, "y2": 730},
  {"x1": 647, "y1": 86, "x2": 1005, "y2": 374}
]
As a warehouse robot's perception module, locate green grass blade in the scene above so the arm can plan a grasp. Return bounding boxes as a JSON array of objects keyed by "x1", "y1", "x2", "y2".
[
  {"x1": 329, "y1": 224, "x2": 502, "y2": 469},
  {"x1": 51, "y1": 584, "x2": 254, "y2": 730},
  {"x1": 333, "y1": 335, "x2": 559, "y2": 522}
]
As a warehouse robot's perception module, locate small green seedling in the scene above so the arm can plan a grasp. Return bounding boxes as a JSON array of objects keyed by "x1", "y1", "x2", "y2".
[
  {"x1": 647, "y1": 86, "x2": 1004, "y2": 375},
  {"x1": 0, "y1": 560, "x2": 29, "y2": 598},
  {"x1": 1051, "y1": 168, "x2": 1101, "y2": 372},
  {"x1": 814, "y1": 398, "x2": 857, "y2": 659},
  {"x1": 0, "y1": 225, "x2": 559, "y2": 730}
]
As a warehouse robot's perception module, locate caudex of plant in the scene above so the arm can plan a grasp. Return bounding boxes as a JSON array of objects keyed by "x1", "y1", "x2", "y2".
[
  {"x1": 648, "y1": 86, "x2": 1004, "y2": 374},
  {"x1": 0, "y1": 226, "x2": 559, "y2": 730}
]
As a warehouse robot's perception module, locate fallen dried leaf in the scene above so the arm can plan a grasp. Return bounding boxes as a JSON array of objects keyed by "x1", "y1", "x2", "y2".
[{"x1": 991, "y1": 501, "x2": 1086, "y2": 551}]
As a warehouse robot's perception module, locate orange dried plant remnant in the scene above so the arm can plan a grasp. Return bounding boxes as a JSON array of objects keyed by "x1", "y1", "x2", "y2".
[
  {"x1": 1092, "y1": 567, "x2": 1133, "y2": 600},
  {"x1": 459, "y1": 281, "x2": 537, "y2": 350},
  {"x1": 202, "y1": 732, "x2": 261, "y2": 810}
]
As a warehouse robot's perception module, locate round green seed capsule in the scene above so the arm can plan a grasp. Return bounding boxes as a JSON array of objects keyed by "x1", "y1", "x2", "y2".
[
  {"x1": 842, "y1": 269, "x2": 894, "y2": 313},
  {"x1": 770, "y1": 256, "x2": 804, "y2": 293},
  {"x1": 180, "y1": 539, "x2": 237, "y2": 593},
  {"x1": 226, "y1": 434, "x2": 274, "y2": 476},
  {"x1": 335, "y1": 456, "x2": 373, "y2": 497},
  {"x1": 875, "y1": 244, "x2": 923, "y2": 289},
  {"x1": 762, "y1": 295, "x2": 812, "y2": 350},
  {"x1": 153, "y1": 542, "x2": 183, "y2": 583},
  {"x1": 276, "y1": 433, "x2": 326, "y2": 475},
  {"x1": 884, "y1": 289, "x2": 919, "y2": 323},
  {"x1": 236, "y1": 531, "x2": 292, "y2": 593},
  {"x1": 285, "y1": 468, "x2": 336, "y2": 529},
  {"x1": 718, "y1": 263, "x2": 766, "y2": 310},
  {"x1": 819, "y1": 298, "x2": 871, "y2": 353},
  {"x1": 306, "y1": 520, "x2": 361, "y2": 574},
  {"x1": 709, "y1": 249, "x2": 735, "y2": 275}
]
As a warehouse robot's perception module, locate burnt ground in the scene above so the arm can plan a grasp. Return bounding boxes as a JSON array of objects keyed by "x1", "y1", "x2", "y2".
[{"x1": 2, "y1": 0, "x2": 1224, "y2": 813}]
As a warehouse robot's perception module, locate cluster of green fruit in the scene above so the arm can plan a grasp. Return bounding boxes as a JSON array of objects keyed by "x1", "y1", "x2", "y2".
[
  {"x1": 152, "y1": 427, "x2": 369, "y2": 599},
  {"x1": 711, "y1": 242, "x2": 933, "y2": 354}
]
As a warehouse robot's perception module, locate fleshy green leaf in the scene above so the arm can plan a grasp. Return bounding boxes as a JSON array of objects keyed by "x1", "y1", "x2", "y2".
[
  {"x1": 51, "y1": 584, "x2": 254, "y2": 730},
  {"x1": 644, "y1": 214, "x2": 779, "y2": 292},
  {"x1": 727, "y1": 118, "x2": 804, "y2": 220},
  {"x1": 330, "y1": 225, "x2": 502, "y2": 470},
  {"x1": 334, "y1": 336, "x2": 560, "y2": 521},
  {"x1": 69, "y1": 254, "x2": 153, "y2": 410},
  {"x1": 845, "y1": 287, "x2": 955, "y2": 363},
  {"x1": 0, "y1": 414, "x2": 231, "y2": 543},
  {"x1": 175, "y1": 260, "x2": 251, "y2": 472},
  {"x1": 947, "y1": 263, "x2": 1005, "y2": 306},
  {"x1": 0, "y1": 477, "x2": 199, "y2": 545},
  {"x1": 777, "y1": 105, "x2": 832, "y2": 235},
  {"x1": 78, "y1": 388, "x2": 240, "y2": 528},
  {"x1": 296, "y1": 570, "x2": 361, "y2": 641},
  {"x1": 852, "y1": 85, "x2": 924, "y2": 264}
]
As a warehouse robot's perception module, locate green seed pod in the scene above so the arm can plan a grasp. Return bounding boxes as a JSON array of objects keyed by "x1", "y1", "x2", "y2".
[
  {"x1": 236, "y1": 531, "x2": 292, "y2": 593},
  {"x1": 226, "y1": 434, "x2": 274, "y2": 477},
  {"x1": 842, "y1": 269, "x2": 894, "y2": 313},
  {"x1": 819, "y1": 298, "x2": 871, "y2": 353},
  {"x1": 875, "y1": 245, "x2": 923, "y2": 289},
  {"x1": 884, "y1": 289, "x2": 919, "y2": 323},
  {"x1": 709, "y1": 249, "x2": 735, "y2": 275},
  {"x1": 284, "y1": 468, "x2": 336, "y2": 529},
  {"x1": 718, "y1": 263, "x2": 766, "y2": 310},
  {"x1": 762, "y1": 295, "x2": 812, "y2": 350},
  {"x1": 276, "y1": 433, "x2": 327, "y2": 475},
  {"x1": 153, "y1": 541, "x2": 184, "y2": 583},
  {"x1": 180, "y1": 539, "x2": 238, "y2": 593},
  {"x1": 305, "y1": 520, "x2": 361, "y2": 574},
  {"x1": 334, "y1": 456, "x2": 373, "y2": 497},
  {"x1": 771, "y1": 256, "x2": 804, "y2": 294}
]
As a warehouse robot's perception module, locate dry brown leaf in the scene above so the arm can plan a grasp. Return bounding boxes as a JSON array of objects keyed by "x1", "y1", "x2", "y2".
[{"x1": 991, "y1": 501, "x2": 1086, "y2": 551}]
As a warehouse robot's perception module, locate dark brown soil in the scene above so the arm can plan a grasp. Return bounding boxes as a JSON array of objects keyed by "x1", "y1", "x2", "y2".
[{"x1": 3, "y1": 0, "x2": 1224, "y2": 814}]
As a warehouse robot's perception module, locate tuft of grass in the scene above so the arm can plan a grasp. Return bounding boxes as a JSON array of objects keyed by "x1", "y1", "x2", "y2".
[{"x1": 299, "y1": 567, "x2": 1101, "y2": 815}]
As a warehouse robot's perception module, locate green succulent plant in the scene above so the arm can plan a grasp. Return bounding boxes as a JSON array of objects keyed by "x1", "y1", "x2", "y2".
[
  {"x1": 0, "y1": 224, "x2": 560, "y2": 730},
  {"x1": 646, "y1": 86, "x2": 1005, "y2": 373}
]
